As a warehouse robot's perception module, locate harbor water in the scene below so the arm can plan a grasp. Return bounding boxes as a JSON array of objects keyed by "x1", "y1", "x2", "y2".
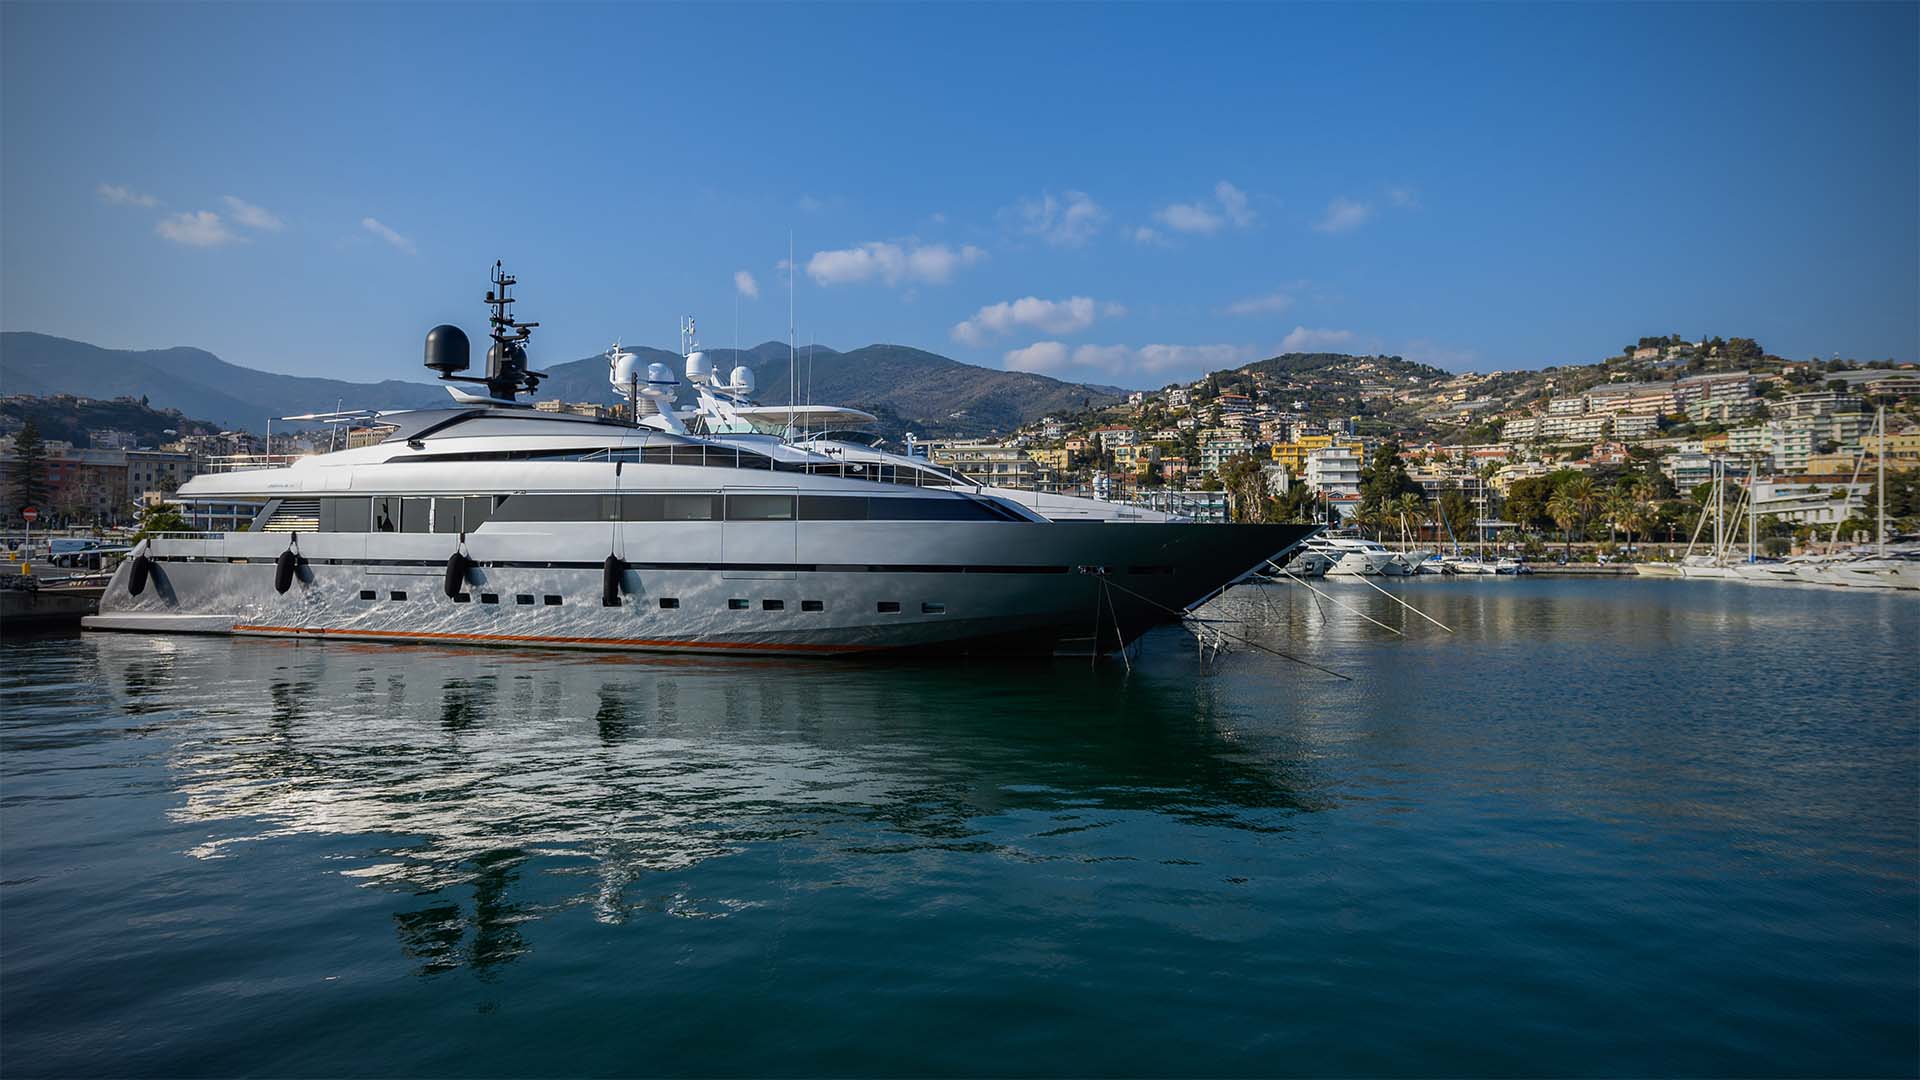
[{"x1": 2, "y1": 579, "x2": 1915, "y2": 1076}]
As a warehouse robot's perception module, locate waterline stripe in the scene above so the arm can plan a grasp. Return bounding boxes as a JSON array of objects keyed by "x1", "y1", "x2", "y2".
[{"x1": 230, "y1": 624, "x2": 874, "y2": 653}]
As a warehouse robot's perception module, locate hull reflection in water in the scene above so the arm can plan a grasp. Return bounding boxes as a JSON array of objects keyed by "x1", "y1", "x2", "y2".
[{"x1": 98, "y1": 634, "x2": 1328, "y2": 973}]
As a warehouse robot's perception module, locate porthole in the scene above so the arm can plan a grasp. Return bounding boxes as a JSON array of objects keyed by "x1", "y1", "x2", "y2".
[
  {"x1": 763, "y1": 599, "x2": 784, "y2": 611},
  {"x1": 659, "y1": 597, "x2": 679, "y2": 610},
  {"x1": 801, "y1": 600, "x2": 824, "y2": 612},
  {"x1": 728, "y1": 598, "x2": 749, "y2": 611},
  {"x1": 452, "y1": 593, "x2": 471, "y2": 604},
  {"x1": 480, "y1": 593, "x2": 499, "y2": 604},
  {"x1": 877, "y1": 601, "x2": 900, "y2": 614},
  {"x1": 922, "y1": 602, "x2": 946, "y2": 614},
  {"x1": 515, "y1": 594, "x2": 535, "y2": 605},
  {"x1": 543, "y1": 595, "x2": 562, "y2": 606},
  {"x1": 358, "y1": 590, "x2": 376, "y2": 601},
  {"x1": 389, "y1": 590, "x2": 407, "y2": 601}
]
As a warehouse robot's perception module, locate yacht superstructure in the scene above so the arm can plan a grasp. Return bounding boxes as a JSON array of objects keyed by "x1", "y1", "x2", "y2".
[{"x1": 86, "y1": 266, "x2": 1315, "y2": 657}]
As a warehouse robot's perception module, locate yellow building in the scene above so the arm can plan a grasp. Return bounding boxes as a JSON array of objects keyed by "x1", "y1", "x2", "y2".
[
  {"x1": 1111, "y1": 444, "x2": 1160, "y2": 475},
  {"x1": 1701, "y1": 431, "x2": 1730, "y2": 454},
  {"x1": 1026, "y1": 447, "x2": 1079, "y2": 473},
  {"x1": 1271, "y1": 435, "x2": 1363, "y2": 472}
]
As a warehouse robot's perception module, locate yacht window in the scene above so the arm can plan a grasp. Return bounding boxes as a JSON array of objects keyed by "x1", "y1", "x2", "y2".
[
  {"x1": 358, "y1": 590, "x2": 376, "y2": 601},
  {"x1": 515, "y1": 594, "x2": 534, "y2": 605},
  {"x1": 922, "y1": 602, "x2": 946, "y2": 614},
  {"x1": 799, "y1": 495, "x2": 869, "y2": 521},
  {"x1": 543, "y1": 595, "x2": 562, "y2": 606},
  {"x1": 658, "y1": 597, "x2": 679, "y2": 609},
  {"x1": 801, "y1": 600, "x2": 824, "y2": 612},
  {"x1": 452, "y1": 592, "x2": 471, "y2": 603},
  {"x1": 433, "y1": 498, "x2": 465, "y2": 534},
  {"x1": 465, "y1": 496, "x2": 494, "y2": 530},
  {"x1": 877, "y1": 601, "x2": 900, "y2": 614},
  {"x1": 334, "y1": 498, "x2": 371, "y2": 533},
  {"x1": 762, "y1": 599, "x2": 784, "y2": 611},
  {"x1": 480, "y1": 593, "x2": 499, "y2": 604},
  {"x1": 389, "y1": 590, "x2": 407, "y2": 601},
  {"x1": 725, "y1": 494, "x2": 794, "y2": 521},
  {"x1": 373, "y1": 496, "x2": 399, "y2": 533},
  {"x1": 870, "y1": 497, "x2": 1002, "y2": 521},
  {"x1": 729, "y1": 598, "x2": 749, "y2": 610},
  {"x1": 661, "y1": 494, "x2": 718, "y2": 521},
  {"x1": 401, "y1": 498, "x2": 432, "y2": 533},
  {"x1": 490, "y1": 494, "x2": 617, "y2": 523}
]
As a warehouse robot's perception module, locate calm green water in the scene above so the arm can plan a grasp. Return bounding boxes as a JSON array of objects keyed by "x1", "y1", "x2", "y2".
[{"x1": 2, "y1": 579, "x2": 1915, "y2": 1077}]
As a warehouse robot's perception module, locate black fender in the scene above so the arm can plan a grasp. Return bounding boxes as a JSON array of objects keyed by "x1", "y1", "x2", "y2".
[
  {"x1": 602, "y1": 555, "x2": 627, "y2": 607},
  {"x1": 127, "y1": 554, "x2": 152, "y2": 597},
  {"x1": 444, "y1": 551, "x2": 474, "y2": 598},
  {"x1": 274, "y1": 549, "x2": 301, "y2": 594}
]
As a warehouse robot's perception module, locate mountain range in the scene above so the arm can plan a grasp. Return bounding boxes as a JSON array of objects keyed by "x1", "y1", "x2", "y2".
[{"x1": 0, "y1": 332, "x2": 1122, "y2": 438}]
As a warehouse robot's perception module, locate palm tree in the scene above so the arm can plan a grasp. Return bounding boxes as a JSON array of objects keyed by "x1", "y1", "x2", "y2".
[
  {"x1": 1392, "y1": 492, "x2": 1426, "y2": 545},
  {"x1": 1547, "y1": 487, "x2": 1580, "y2": 559},
  {"x1": 1602, "y1": 487, "x2": 1635, "y2": 545}
]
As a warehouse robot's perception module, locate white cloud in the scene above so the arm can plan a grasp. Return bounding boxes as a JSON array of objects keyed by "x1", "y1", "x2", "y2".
[
  {"x1": 361, "y1": 216, "x2": 416, "y2": 255},
  {"x1": 797, "y1": 195, "x2": 825, "y2": 214},
  {"x1": 1313, "y1": 197, "x2": 1374, "y2": 234},
  {"x1": 1226, "y1": 289, "x2": 1297, "y2": 316},
  {"x1": 220, "y1": 195, "x2": 283, "y2": 231},
  {"x1": 1280, "y1": 326, "x2": 1355, "y2": 351},
  {"x1": 97, "y1": 183, "x2": 159, "y2": 208},
  {"x1": 155, "y1": 211, "x2": 240, "y2": 247},
  {"x1": 1156, "y1": 201, "x2": 1223, "y2": 235},
  {"x1": 1215, "y1": 181, "x2": 1255, "y2": 227},
  {"x1": 1006, "y1": 189, "x2": 1106, "y2": 247},
  {"x1": 952, "y1": 295, "x2": 1118, "y2": 346},
  {"x1": 1002, "y1": 341, "x2": 1257, "y2": 380},
  {"x1": 806, "y1": 240, "x2": 985, "y2": 287},
  {"x1": 1003, "y1": 341, "x2": 1070, "y2": 374},
  {"x1": 734, "y1": 270, "x2": 760, "y2": 299},
  {"x1": 1152, "y1": 179, "x2": 1258, "y2": 236},
  {"x1": 1132, "y1": 226, "x2": 1167, "y2": 246},
  {"x1": 1387, "y1": 186, "x2": 1419, "y2": 209}
]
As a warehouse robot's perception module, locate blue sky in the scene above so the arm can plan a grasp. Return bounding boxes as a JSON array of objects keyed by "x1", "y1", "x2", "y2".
[{"x1": 3, "y1": 2, "x2": 1915, "y2": 390}]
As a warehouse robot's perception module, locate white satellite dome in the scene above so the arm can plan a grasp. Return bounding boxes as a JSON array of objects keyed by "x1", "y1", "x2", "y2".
[
  {"x1": 608, "y1": 349, "x2": 640, "y2": 391},
  {"x1": 645, "y1": 361, "x2": 679, "y2": 386},
  {"x1": 685, "y1": 351, "x2": 714, "y2": 384},
  {"x1": 729, "y1": 365, "x2": 756, "y2": 395}
]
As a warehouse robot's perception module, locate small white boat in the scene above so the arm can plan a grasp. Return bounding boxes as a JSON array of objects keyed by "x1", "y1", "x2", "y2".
[{"x1": 1303, "y1": 537, "x2": 1414, "y2": 577}]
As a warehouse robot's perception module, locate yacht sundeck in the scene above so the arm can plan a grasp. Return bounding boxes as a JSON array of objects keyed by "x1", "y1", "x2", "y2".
[{"x1": 85, "y1": 265, "x2": 1315, "y2": 657}]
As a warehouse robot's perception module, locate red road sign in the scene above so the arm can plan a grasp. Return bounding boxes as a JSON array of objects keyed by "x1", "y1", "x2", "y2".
[{"x1": 21, "y1": 507, "x2": 36, "y2": 523}]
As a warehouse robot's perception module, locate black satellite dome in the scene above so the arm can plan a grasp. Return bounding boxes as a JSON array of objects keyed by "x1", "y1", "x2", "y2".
[{"x1": 424, "y1": 324, "x2": 471, "y2": 374}]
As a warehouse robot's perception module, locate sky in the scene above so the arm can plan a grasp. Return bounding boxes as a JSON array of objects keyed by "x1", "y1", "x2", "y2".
[{"x1": 2, "y1": 2, "x2": 1915, "y2": 391}]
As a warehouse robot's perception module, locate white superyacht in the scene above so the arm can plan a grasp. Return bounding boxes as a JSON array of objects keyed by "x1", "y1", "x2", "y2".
[{"x1": 86, "y1": 266, "x2": 1315, "y2": 657}]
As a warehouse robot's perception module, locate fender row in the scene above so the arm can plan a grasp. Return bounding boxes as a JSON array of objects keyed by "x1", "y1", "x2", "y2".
[{"x1": 135, "y1": 555, "x2": 1179, "y2": 576}]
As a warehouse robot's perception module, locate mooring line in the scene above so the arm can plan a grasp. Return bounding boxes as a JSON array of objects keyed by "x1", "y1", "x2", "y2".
[
  {"x1": 1100, "y1": 575, "x2": 1353, "y2": 681},
  {"x1": 1262, "y1": 560, "x2": 1404, "y2": 637}
]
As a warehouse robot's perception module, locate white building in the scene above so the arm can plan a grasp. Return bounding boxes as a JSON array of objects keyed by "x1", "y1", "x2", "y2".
[{"x1": 1304, "y1": 446, "x2": 1362, "y2": 496}]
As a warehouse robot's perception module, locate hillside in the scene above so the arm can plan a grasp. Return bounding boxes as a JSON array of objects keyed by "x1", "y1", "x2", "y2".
[
  {"x1": 0, "y1": 332, "x2": 1123, "y2": 438},
  {"x1": 519, "y1": 341, "x2": 1123, "y2": 437},
  {"x1": 0, "y1": 332, "x2": 450, "y2": 429},
  {"x1": 0, "y1": 395, "x2": 221, "y2": 447}
]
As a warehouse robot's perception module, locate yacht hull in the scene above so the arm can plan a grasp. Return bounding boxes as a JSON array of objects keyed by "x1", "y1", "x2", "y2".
[{"x1": 85, "y1": 522, "x2": 1314, "y2": 658}]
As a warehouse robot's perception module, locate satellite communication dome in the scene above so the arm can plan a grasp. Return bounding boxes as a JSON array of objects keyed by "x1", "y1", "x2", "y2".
[
  {"x1": 645, "y1": 362, "x2": 679, "y2": 387},
  {"x1": 608, "y1": 350, "x2": 639, "y2": 390},
  {"x1": 730, "y1": 366, "x2": 756, "y2": 395},
  {"x1": 685, "y1": 351, "x2": 714, "y2": 384}
]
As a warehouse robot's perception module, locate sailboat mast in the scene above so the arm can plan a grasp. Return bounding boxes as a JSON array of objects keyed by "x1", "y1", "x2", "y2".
[
  {"x1": 1747, "y1": 455, "x2": 1757, "y2": 564},
  {"x1": 1877, "y1": 405, "x2": 1886, "y2": 556}
]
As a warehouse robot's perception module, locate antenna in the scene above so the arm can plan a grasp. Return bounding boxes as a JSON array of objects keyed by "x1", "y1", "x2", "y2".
[{"x1": 787, "y1": 231, "x2": 796, "y2": 440}]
